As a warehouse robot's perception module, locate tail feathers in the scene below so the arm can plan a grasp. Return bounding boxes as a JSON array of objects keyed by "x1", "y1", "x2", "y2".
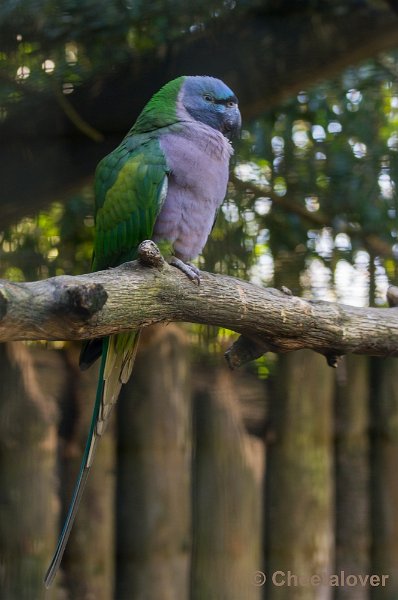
[
  {"x1": 120, "y1": 330, "x2": 141, "y2": 383},
  {"x1": 98, "y1": 331, "x2": 140, "y2": 434},
  {"x1": 43, "y1": 337, "x2": 107, "y2": 589},
  {"x1": 45, "y1": 331, "x2": 141, "y2": 588},
  {"x1": 79, "y1": 337, "x2": 103, "y2": 370},
  {"x1": 44, "y1": 438, "x2": 98, "y2": 589}
]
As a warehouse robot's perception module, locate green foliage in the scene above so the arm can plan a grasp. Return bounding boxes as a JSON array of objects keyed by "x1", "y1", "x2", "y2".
[
  {"x1": 0, "y1": 0, "x2": 259, "y2": 118},
  {"x1": 0, "y1": 190, "x2": 94, "y2": 281},
  {"x1": 201, "y1": 54, "x2": 398, "y2": 312}
]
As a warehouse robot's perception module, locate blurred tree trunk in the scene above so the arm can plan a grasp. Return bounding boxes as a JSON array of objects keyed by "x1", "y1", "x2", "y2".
[
  {"x1": 265, "y1": 350, "x2": 334, "y2": 600},
  {"x1": 191, "y1": 365, "x2": 264, "y2": 600},
  {"x1": 116, "y1": 325, "x2": 191, "y2": 600},
  {"x1": 334, "y1": 356, "x2": 370, "y2": 600},
  {"x1": 57, "y1": 344, "x2": 115, "y2": 600},
  {"x1": 370, "y1": 357, "x2": 398, "y2": 600},
  {"x1": 0, "y1": 343, "x2": 59, "y2": 600}
]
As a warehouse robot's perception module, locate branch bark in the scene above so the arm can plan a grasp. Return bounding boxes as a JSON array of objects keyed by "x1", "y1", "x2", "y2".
[{"x1": 0, "y1": 241, "x2": 397, "y2": 367}]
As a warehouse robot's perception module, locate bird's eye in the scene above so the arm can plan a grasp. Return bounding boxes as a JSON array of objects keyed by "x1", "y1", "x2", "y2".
[
  {"x1": 227, "y1": 100, "x2": 236, "y2": 108},
  {"x1": 203, "y1": 94, "x2": 214, "y2": 103}
]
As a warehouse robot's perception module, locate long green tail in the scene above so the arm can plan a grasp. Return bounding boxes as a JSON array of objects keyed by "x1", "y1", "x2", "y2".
[
  {"x1": 45, "y1": 330, "x2": 140, "y2": 588},
  {"x1": 44, "y1": 337, "x2": 109, "y2": 589}
]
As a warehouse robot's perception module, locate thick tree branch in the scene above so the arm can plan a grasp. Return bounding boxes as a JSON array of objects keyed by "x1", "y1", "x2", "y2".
[{"x1": 0, "y1": 242, "x2": 397, "y2": 368}]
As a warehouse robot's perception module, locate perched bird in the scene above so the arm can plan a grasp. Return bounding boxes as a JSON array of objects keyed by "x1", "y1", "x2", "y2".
[{"x1": 44, "y1": 75, "x2": 241, "y2": 587}]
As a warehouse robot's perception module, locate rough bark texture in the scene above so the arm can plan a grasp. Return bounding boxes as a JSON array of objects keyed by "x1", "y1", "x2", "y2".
[
  {"x1": 191, "y1": 366, "x2": 264, "y2": 600},
  {"x1": 334, "y1": 356, "x2": 370, "y2": 600},
  {"x1": 116, "y1": 325, "x2": 191, "y2": 600},
  {"x1": 0, "y1": 343, "x2": 60, "y2": 600},
  {"x1": 265, "y1": 350, "x2": 334, "y2": 600},
  {"x1": 0, "y1": 256, "x2": 398, "y2": 365},
  {"x1": 57, "y1": 345, "x2": 115, "y2": 600},
  {"x1": 370, "y1": 358, "x2": 398, "y2": 600}
]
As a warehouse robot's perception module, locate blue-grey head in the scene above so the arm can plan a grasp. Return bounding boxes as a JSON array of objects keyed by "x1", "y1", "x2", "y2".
[{"x1": 181, "y1": 76, "x2": 241, "y2": 139}]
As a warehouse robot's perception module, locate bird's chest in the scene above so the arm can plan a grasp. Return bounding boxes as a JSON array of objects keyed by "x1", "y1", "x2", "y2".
[
  {"x1": 153, "y1": 127, "x2": 232, "y2": 260},
  {"x1": 161, "y1": 129, "x2": 231, "y2": 199}
]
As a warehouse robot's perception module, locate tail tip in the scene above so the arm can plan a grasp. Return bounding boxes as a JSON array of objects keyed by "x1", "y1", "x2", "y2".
[{"x1": 44, "y1": 563, "x2": 56, "y2": 589}]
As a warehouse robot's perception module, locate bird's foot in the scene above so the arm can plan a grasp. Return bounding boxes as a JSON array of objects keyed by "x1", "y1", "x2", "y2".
[{"x1": 169, "y1": 257, "x2": 201, "y2": 285}]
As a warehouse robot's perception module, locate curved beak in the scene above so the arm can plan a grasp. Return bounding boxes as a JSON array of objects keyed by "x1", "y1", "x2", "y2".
[{"x1": 222, "y1": 107, "x2": 242, "y2": 140}]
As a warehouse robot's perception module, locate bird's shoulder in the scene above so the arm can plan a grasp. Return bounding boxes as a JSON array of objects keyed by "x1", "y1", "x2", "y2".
[
  {"x1": 92, "y1": 135, "x2": 169, "y2": 270},
  {"x1": 95, "y1": 135, "x2": 168, "y2": 210}
]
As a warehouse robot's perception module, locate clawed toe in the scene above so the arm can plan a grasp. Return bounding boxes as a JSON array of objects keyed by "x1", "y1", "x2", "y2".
[{"x1": 169, "y1": 257, "x2": 201, "y2": 285}]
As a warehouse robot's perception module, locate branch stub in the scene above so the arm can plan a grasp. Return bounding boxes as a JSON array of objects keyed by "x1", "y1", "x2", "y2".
[
  {"x1": 54, "y1": 282, "x2": 108, "y2": 319},
  {"x1": 0, "y1": 289, "x2": 8, "y2": 321},
  {"x1": 325, "y1": 353, "x2": 343, "y2": 368},
  {"x1": 138, "y1": 240, "x2": 165, "y2": 269},
  {"x1": 387, "y1": 285, "x2": 398, "y2": 307},
  {"x1": 225, "y1": 335, "x2": 272, "y2": 369}
]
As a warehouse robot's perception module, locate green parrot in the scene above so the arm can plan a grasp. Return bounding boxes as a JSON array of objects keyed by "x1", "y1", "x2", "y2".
[{"x1": 45, "y1": 75, "x2": 241, "y2": 587}]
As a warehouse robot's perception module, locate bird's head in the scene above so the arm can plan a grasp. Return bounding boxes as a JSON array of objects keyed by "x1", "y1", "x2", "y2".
[{"x1": 181, "y1": 76, "x2": 241, "y2": 139}]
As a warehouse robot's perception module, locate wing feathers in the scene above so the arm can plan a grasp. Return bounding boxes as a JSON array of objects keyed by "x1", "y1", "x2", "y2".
[
  {"x1": 93, "y1": 139, "x2": 168, "y2": 271},
  {"x1": 47, "y1": 131, "x2": 168, "y2": 588}
]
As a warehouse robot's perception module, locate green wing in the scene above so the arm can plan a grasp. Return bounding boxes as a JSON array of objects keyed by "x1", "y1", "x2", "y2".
[
  {"x1": 44, "y1": 136, "x2": 169, "y2": 588},
  {"x1": 92, "y1": 136, "x2": 169, "y2": 271},
  {"x1": 79, "y1": 136, "x2": 169, "y2": 369}
]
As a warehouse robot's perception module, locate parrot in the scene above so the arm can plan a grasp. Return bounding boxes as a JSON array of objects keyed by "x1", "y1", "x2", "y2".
[{"x1": 44, "y1": 75, "x2": 241, "y2": 587}]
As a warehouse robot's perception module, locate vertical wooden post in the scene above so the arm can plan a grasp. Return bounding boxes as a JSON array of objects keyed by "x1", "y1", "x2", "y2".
[
  {"x1": 0, "y1": 343, "x2": 59, "y2": 600},
  {"x1": 265, "y1": 350, "x2": 334, "y2": 600},
  {"x1": 191, "y1": 367, "x2": 264, "y2": 600},
  {"x1": 335, "y1": 355, "x2": 370, "y2": 600},
  {"x1": 370, "y1": 357, "x2": 398, "y2": 600},
  {"x1": 116, "y1": 325, "x2": 191, "y2": 600}
]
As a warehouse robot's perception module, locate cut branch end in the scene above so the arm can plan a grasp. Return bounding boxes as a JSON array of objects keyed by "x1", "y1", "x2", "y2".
[
  {"x1": 0, "y1": 289, "x2": 8, "y2": 321},
  {"x1": 54, "y1": 282, "x2": 108, "y2": 319},
  {"x1": 225, "y1": 335, "x2": 273, "y2": 369},
  {"x1": 138, "y1": 240, "x2": 165, "y2": 269},
  {"x1": 387, "y1": 285, "x2": 398, "y2": 307}
]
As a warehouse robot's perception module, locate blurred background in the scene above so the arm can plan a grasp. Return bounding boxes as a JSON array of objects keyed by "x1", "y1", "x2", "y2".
[{"x1": 1, "y1": 1, "x2": 398, "y2": 599}]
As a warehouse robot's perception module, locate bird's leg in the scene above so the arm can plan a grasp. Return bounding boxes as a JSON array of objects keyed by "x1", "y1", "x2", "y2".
[
  {"x1": 152, "y1": 240, "x2": 201, "y2": 284},
  {"x1": 169, "y1": 256, "x2": 201, "y2": 285}
]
